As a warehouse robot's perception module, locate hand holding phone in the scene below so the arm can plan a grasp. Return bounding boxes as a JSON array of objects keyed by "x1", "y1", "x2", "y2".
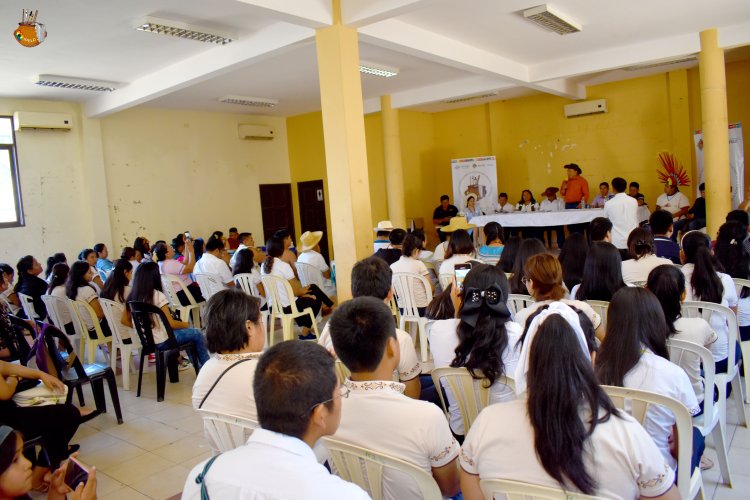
[
  {"x1": 184, "y1": 230, "x2": 192, "y2": 241},
  {"x1": 454, "y1": 263, "x2": 472, "y2": 292},
  {"x1": 64, "y1": 457, "x2": 89, "y2": 491}
]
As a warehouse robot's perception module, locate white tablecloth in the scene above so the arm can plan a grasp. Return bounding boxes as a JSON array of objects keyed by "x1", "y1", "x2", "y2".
[{"x1": 470, "y1": 209, "x2": 605, "y2": 228}]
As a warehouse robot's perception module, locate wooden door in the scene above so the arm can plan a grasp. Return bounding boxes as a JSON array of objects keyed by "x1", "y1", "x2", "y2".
[
  {"x1": 297, "y1": 180, "x2": 329, "y2": 261},
  {"x1": 259, "y1": 184, "x2": 295, "y2": 244}
]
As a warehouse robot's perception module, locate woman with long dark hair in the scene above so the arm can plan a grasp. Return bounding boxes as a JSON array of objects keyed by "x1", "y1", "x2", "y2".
[
  {"x1": 508, "y1": 238, "x2": 546, "y2": 294},
  {"x1": 714, "y1": 221, "x2": 750, "y2": 343},
  {"x1": 78, "y1": 249, "x2": 104, "y2": 292},
  {"x1": 621, "y1": 227, "x2": 673, "y2": 285},
  {"x1": 44, "y1": 252, "x2": 67, "y2": 282},
  {"x1": 572, "y1": 242, "x2": 626, "y2": 301},
  {"x1": 65, "y1": 261, "x2": 111, "y2": 340},
  {"x1": 558, "y1": 233, "x2": 588, "y2": 291},
  {"x1": 0, "y1": 264, "x2": 20, "y2": 316},
  {"x1": 155, "y1": 239, "x2": 204, "y2": 305},
  {"x1": 460, "y1": 303, "x2": 678, "y2": 499},
  {"x1": 46, "y1": 263, "x2": 76, "y2": 336},
  {"x1": 498, "y1": 236, "x2": 520, "y2": 274},
  {"x1": 13, "y1": 256, "x2": 47, "y2": 319},
  {"x1": 232, "y1": 248, "x2": 266, "y2": 309},
  {"x1": 133, "y1": 236, "x2": 151, "y2": 263},
  {"x1": 100, "y1": 259, "x2": 133, "y2": 305},
  {"x1": 596, "y1": 287, "x2": 702, "y2": 472},
  {"x1": 477, "y1": 222, "x2": 504, "y2": 265},
  {"x1": 438, "y1": 229, "x2": 476, "y2": 275},
  {"x1": 516, "y1": 190, "x2": 540, "y2": 240}
]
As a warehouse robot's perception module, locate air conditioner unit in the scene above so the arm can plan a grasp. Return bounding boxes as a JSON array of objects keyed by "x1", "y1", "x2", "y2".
[
  {"x1": 238, "y1": 124, "x2": 274, "y2": 140},
  {"x1": 13, "y1": 111, "x2": 73, "y2": 131},
  {"x1": 563, "y1": 99, "x2": 607, "y2": 118}
]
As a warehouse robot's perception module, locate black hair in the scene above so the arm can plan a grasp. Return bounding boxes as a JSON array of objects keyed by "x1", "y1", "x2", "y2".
[
  {"x1": 273, "y1": 228, "x2": 291, "y2": 240},
  {"x1": 263, "y1": 237, "x2": 285, "y2": 274},
  {"x1": 629, "y1": 181, "x2": 640, "y2": 189},
  {"x1": 205, "y1": 238, "x2": 225, "y2": 252},
  {"x1": 509, "y1": 238, "x2": 546, "y2": 294},
  {"x1": 527, "y1": 314, "x2": 618, "y2": 494},
  {"x1": 599, "y1": 182, "x2": 609, "y2": 189},
  {"x1": 589, "y1": 217, "x2": 612, "y2": 242},
  {"x1": 14, "y1": 255, "x2": 35, "y2": 293},
  {"x1": 498, "y1": 236, "x2": 521, "y2": 273},
  {"x1": 646, "y1": 265, "x2": 685, "y2": 335},
  {"x1": 411, "y1": 229, "x2": 427, "y2": 249},
  {"x1": 205, "y1": 288, "x2": 261, "y2": 353},
  {"x1": 133, "y1": 237, "x2": 150, "y2": 256},
  {"x1": 65, "y1": 261, "x2": 95, "y2": 300},
  {"x1": 254, "y1": 340, "x2": 336, "y2": 440},
  {"x1": 649, "y1": 210, "x2": 675, "y2": 235},
  {"x1": 47, "y1": 263, "x2": 69, "y2": 294},
  {"x1": 101, "y1": 259, "x2": 133, "y2": 303},
  {"x1": 93, "y1": 243, "x2": 106, "y2": 256},
  {"x1": 0, "y1": 427, "x2": 20, "y2": 476},
  {"x1": 483, "y1": 222, "x2": 504, "y2": 245},
  {"x1": 401, "y1": 233, "x2": 420, "y2": 258},
  {"x1": 699, "y1": 183, "x2": 705, "y2": 192},
  {"x1": 575, "y1": 242, "x2": 625, "y2": 301},
  {"x1": 451, "y1": 265, "x2": 511, "y2": 386},
  {"x1": 351, "y1": 256, "x2": 392, "y2": 300},
  {"x1": 232, "y1": 248, "x2": 256, "y2": 276},
  {"x1": 376, "y1": 230, "x2": 390, "y2": 239},
  {"x1": 389, "y1": 228, "x2": 406, "y2": 246},
  {"x1": 238, "y1": 232, "x2": 252, "y2": 243},
  {"x1": 445, "y1": 229, "x2": 475, "y2": 259},
  {"x1": 726, "y1": 209, "x2": 749, "y2": 227},
  {"x1": 611, "y1": 177, "x2": 626, "y2": 193},
  {"x1": 211, "y1": 230, "x2": 224, "y2": 240},
  {"x1": 681, "y1": 231, "x2": 723, "y2": 304},
  {"x1": 425, "y1": 284, "x2": 456, "y2": 320},
  {"x1": 498, "y1": 192, "x2": 508, "y2": 199},
  {"x1": 520, "y1": 303, "x2": 596, "y2": 353},
  {"x1": 171, "y1": 236, "x2": 185, "y2": 253},
  {"x1": 120, "y1": 247, "x2": 136, "y2": 261},
  {"x1": 596, "y1": 287, "x2": 670, "y2": 387},
  {"x1": 558, "y1": 233, "x2": 588, "y2": 291},
  {"x1": 45, "y1": 253, "x2": 67, "y2": 279},
  {"x1": 152, "y1": 242, "x2": 169, "y2": 263},
  {"x1": 128, "y1": 261, "x2": 164, "y2": 306},
  {"x1": 329, "y1": 297, "x2": 396, "y2": 373},
  {"x1": 0, "y1": 263, "x2": 13, "y2": 278},
  {"x1": 627, "y1": 227, "x2": 654, "y2": 260},
  {"x1": 229, "y1": 227, "x2": 238, "y2": 233},
  {"x1": 440, "y1": 194, "x2": 450, "y2": 201},
  {"x1": 193, "y1": 238, "x2": 204, "y2": 261},
  {"x1": 518, "y1": 189, "x2": 537, "y2": 205},
  {"x1": 715, "y1": 221, "x2": 750, "y2": 298},
  {"x1": 78, "y1": 248, "x2": 95, "y2": 262}
]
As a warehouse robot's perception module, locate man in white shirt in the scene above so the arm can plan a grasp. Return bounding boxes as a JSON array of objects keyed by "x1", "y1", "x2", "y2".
[
  {"x1": 602, "y1": 177, "x2": 638, "y2": 250},
  {"x1": 194, "y1": 237, "x2": 234, "y2": 287},
  {"x1": 493, "y1": 192, "x2": 515, "y2": 213},
  {"x1": 655, "y1": 179, "x2": 690, "y2": 221},
  {"x1": 328, "y1": 297, "x2": 460, "y2": 499},
  {"x1": 183, "y1": 341, "x2": 369, "y2": 500},
  {"x1": 229, "y1": 232, "x2": 266, "y2": 269}
]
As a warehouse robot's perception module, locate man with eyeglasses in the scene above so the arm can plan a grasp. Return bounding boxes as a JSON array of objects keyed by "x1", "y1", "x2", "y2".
[
  {"x1": 326, "y1": 297, "x2": 460, "y2": 499},
  {"x1": 182, "y1": 341, "x2": 369, "y2": 499}
]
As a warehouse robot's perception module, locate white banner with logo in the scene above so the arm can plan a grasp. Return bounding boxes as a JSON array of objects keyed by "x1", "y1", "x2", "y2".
[
  {"x1": 694, "y1": 123, "x2": 745, "y2": 208},
  {"x1": 451, "y1": 156, "x2": 498, "y2": 215}
]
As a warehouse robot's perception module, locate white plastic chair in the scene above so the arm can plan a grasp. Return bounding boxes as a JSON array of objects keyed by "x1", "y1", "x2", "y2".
[
  {"x1": 668, "y1": 338, "x2": 732, "y2": 486},
  {"x1": 480, "y1": 478, "x2": 605, "y2": 500},
  {"x1": 260, "y1": 274, "x2": 319, "y2": 344},
  {"x1": 682, "y1": 300, "x2": 748, "y2": 431},
  {"x1": 507, "y1": 294, "x2": 534, "y2": 316},
  {"x1": 197, "y1": 409, "x2": 258, "y2": 454},
  {"x1": 160, "y1": 274, "x2": 204, "y2": 329},
  {"x1": 234, "y1": 273, "x2": 270, "y2": 345},
  {"x1": 322, "y1": 437, "x2": 442, "y2": 500},
  {"x1": 295, "y1": 261, "x2": 325, "y2": 289},
  {"x1": 194, "y1": 272, "x2": 227, "y2": 301},
  {"x1": 41, "y1": 295, "x2": 83, "y2": 357},
  {"x1": 391, "y1": 272, "x2": 433, "y2": 362},
  {"x1": 438, "y1": 273, "x2": 453, "y2": 290},
  {"x1": 17, "y1": 293, "x2": 40, "y2": 321},
  {"x1": 602, "y1": 385, "x2": 704, "y2": 500},
  {"x1": 100, "y1": 298, "x2": 141, "y2": 391},
  {"x1": 585, "y1": 300, "x2": 609, "y2": 332},
  {"x1": 733, "y1": 277, "x2": 750, "y2": 403},
  {"x1": 72, "y1": 299, "x2": 112, "y2": 365}
]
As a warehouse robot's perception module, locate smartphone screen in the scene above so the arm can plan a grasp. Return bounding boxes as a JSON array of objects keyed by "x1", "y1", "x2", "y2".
[
  {"x1": 64, "y1": 458, "x2": 89, "y2": 490},
  {"x1": 184, "y1": 231, "x2": 191, "y2": 240},
  {"x1": 454, "y1": 263, "x2": 472, "y2": 291}
]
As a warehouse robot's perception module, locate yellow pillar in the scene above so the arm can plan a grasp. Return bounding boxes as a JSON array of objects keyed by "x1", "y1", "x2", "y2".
[
  {"x1": 699, "y1": 28, "x2": 731, "y2": 236},
  {"x1": 380, "y1": 95, "x2": 407, "y2": 228},
  {"x1": 315, "y1": 20, "x2": 373, "y2": 301}
]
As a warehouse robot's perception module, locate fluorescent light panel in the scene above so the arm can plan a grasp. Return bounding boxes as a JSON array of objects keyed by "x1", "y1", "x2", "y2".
[
  {"x1": 360, "y1": 61, "x2": 399, "y2": 78},
  {"x1": 623, "y1": 56, "x2": 697, "y2": 71},
  {"x1": 523, "y1": 5, "x2": 581, "y2": 35},
  {"x1": 35, "y1": 74, "x2": 120, "y2": 92},
  {"x1": 135, "y1": 16, "x2": 235, "y2": 45},
  {"x1": 444, "y1": 92, "x2": 499, "y2": 104},
  {"x1": 219, "y1": 95, "x2": 278, "y2": 107}
]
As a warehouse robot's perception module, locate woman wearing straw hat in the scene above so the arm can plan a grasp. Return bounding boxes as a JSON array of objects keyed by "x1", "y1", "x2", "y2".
[
  {"x1": 433, "y1": 216, "x2": 476, "y2": 263},
  {"x1": 297, "y1": 231, "x2": 336, "y2": 299}
]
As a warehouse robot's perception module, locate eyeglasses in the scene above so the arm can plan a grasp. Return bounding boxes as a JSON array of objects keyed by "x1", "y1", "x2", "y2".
[{"x1": 299, "y1": 384, "x2": 350, "y2": 418}]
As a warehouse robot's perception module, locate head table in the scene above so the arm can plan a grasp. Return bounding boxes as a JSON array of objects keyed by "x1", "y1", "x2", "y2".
[{"x1": 470, "y1": 208, "x2": 605, "y2": 228}]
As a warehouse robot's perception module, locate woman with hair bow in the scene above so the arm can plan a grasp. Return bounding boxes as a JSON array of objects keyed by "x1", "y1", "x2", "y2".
[{"x1": 426, "y1": 263, "x2": 520, "y2": 438}]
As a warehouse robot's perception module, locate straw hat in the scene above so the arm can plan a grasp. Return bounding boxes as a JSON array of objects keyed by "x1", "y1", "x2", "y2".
[
  {"x1": 440, "y1": 216, "x2": 476, "y2": 233},
  {"x1": 299, "y1": 231, "x2": 323, "y2": 252},
  {"x1": 374, "y1": 220, "x2": 395, "y2": 233}
]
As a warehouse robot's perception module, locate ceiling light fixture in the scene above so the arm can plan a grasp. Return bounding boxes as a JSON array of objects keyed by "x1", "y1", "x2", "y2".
[
  {"x1": 523, "y1": 5, "x2": 581, "y2": 35},
  {"x1": 135, "y1": 16, "x2": 235, "y2": 45},
  {"x1": 219, "y1": 95, "x2": 278, "y2": 107},
  {"x1": 360, "y1": 61, "x2": 399, "y2": 78},
  {"x1": 623, "y1": 56, "x2": 697, "y2": 71},
  {"x1": 444, "y1": 92, "x2": 499, "y2": 104},
  {"x1": 35, "y1": 74, "x2": 120, "y2": 92}
]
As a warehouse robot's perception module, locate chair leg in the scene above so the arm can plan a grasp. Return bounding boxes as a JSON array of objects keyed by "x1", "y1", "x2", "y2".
[
  {"x1": 711, "y1": 421, "x2": 733, "y2": 486},
  {"x1": 105, "y1": 370, "x2": 123, "y2": 424},
  {"x1": 282, "y1": 316, "x2": 293, "y2": 342},
  {"x1": 268, "y1": 313, "x2": 276, "y2": 344},
  {"x1": 91, "y1": 379, "x2": 106, "y2": 414},
  {"x1": 309, "y1": 311, "x2": 319, "y2": 339},
  {"x1": 155, "y1": 354, "x2": 167, "y2": 402},
  {"x1": 136, "y1": 352, "x2": 146, "y2": 398},
  {"x1": 166, "y1": 352, "x2": 179, "y2": 383},
  {"x1": 75, "y1": 385, "x2": 85, "y2": 406},
  {"x1": 731, "y1": 375, "x2": 748, "y2": 428},
  {"x1": 418, "y1": 319, "x2": 429, "y2": 363},
  {"x1": 121, "y1": 346, "x2": 131, "y2": 391}
]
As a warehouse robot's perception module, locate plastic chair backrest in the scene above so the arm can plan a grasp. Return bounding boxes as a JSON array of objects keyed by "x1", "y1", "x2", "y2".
[
  {"x1": 667, "y1": 338, "x2": 716, "y2": 427},
  {"x1": 602, "y1": 385, "x2": 693, "y2": 499},
  {"x1": 322, "y1": 437, "x2": 442, "y2": 500},
  {"x1": 392, "y1": 272, "x2": 433, "y2": 318},
  {"x1": 128, "y1": 301, "x2": 177, "y2": 352},
  {"x1": 507, "y1": 294, "x2": 534, "y2": 315},
  {"x1": 34, "y1": 321, "x2": 87, "y2": 380},
  {"x1": 260, "y1": 275, "x2": 299, "y2": 314},
  {"x1": 73, "y1": 299, "x2": 108, "y2": 343},
  {"x1": 41, "y1": 295, "x2": 63, "y2": 328},
  {"x1": 160, "y1": 274, "x2": 198, "y2": 307},
  {"x1": 43, "y1": 295, "x2": 87, "y2": 342},
  {"x1": 234, "y1": 273, "x2": 262, "y2": 298},
  {"x1": 733, "y1": 277, "x2": 750, "y2": 298},
  {"x1": 17, "y1": 293, "x2": 39, "y2": 320},
  {"x1": 197, "y1": 409, "x2": 258, "y2": 454},
  {"x1": 295, "y1": 262, "x2": 324, "y2": 289},
  {"x1": 585, "y1": 300, "x2": 609, "y2": 331},
  {"x1": 99, "y1": 298, "x2": 141, "y2": 349},
  {"x1": 194, "y1": 272, "x2": 226, "y2": 300},
  {"x1": 681, "y1": 301, "x2": 738, "y2": 373},
  {"x1": 438, "y1": 273, "x2": 453, "y2": 290},
  {"x1": 480, "y1": 478, "x2": 605, "y2": 500}
]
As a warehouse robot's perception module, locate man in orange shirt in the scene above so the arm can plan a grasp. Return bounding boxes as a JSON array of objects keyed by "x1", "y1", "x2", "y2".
[{"x1": 560, "y1": 163, "x2": 590, "y2": 235}]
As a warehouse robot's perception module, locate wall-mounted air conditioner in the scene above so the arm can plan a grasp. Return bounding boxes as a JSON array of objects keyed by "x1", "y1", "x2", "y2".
[
  {"x1": 238, "y1": 124, "x2": 274, "y2": 140},
  {"x1": 563, "y1": 99, "x2": 607, "y2": 118},
  {"x1": 13, "y1": 111, "x2": 73, "y2": 131}
]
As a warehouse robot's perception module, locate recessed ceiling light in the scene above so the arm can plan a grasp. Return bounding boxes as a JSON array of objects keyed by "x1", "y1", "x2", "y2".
[
  {"x1": 523, "y1": 5, "x2": 581, "y2": 35},
  {"x1": 219, "y1": 96, "x2": 279, "y2": 107},
  {"x1": 444, "y1": 92, "x2": 499, "y2": 104},
  {"x1": 35, "y1": 74, "x2": 120, "y2": 92},
  {"x1": 360, "y1": 61, "x2": 399, "y2": 78},
  {"x1": 623, "y1": 56, "x2": 697, "y2": 71},
  {"x1": 135, "y1": 16, "x2": 235, "y2": 45}
]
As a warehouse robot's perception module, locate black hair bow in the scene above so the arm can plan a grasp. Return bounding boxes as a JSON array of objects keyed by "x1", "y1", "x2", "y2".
[{"x1": 461, "y1": 283, "x2": 512, "y2": 327}]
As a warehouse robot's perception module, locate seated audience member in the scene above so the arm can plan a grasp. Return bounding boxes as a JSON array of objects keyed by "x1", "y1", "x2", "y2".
[
  {"x1": 539, "y1": 187, "x2": 565, "y2": 249},
  {"x1": 508, "y1": 238, "x2": 546, "y2": 295},
  {"x1": 411, "y1": 229, "x2": 433, "y2": 261},
  {"x1": 390, "y1": 233, "x2": 434, "y2": 313},
  {"x1": 44, "y1": 253, "x2": 67, "y2": 283},
  {"x1": 14, "y1": 256, "x2": 48, "y2": 319},
  {"x1": 650, "y1": 209, "x2": 681, "y2": 264},
  {"x1": 120, "y1": 247, "x2": 140, "y2": 276},
  {"x1": 183, "y1": 341, "x2": 369, "y2": 500},
  {"x1": 714, "y1": 221, "x2": 750, "y2": 342},
  {"x1": 192, "y1": 289, "x2": 264, "y2": 435},
  {"x1": 602, "y1": 177, "x2": 638, "y2": 251},
  {"x1": 46, "y1": 263, "x2": 75, "y2": 335},
  {"x1": 635, "y1": 193, "x2": 651, "y2": 225},
  {"x1": 193, "y1": 237, "x2": 234, "y2": 287},
  {"x1": 133, "y1": 236, "x2": 151, "y2": 263},
  {"x1": 229, "y1": 232, "x2": 265, "y2": 268},
  {"x1": 261, "y1": 237, "x2": 332, "y2": 339},
  {"x1": 0, "y1": 264, "x2": 21, "y2": 315},
  {"x1": 558, "y1": 233, "x2": 588, "y2": 291},
  {"x1": 125, "y1": 262, "x2": 210, "y2": 367},
  {"x1": 464, "y1": 194, "x2": 483, "y2": 223},
  {"x1": 438, "y1": 229, "x2": 477, "y2": 276},
  {"x1": 460, "y1": 304, "x2": 678, "y2": 500},
  {"x1": 628, "y1": 181, "x2": 641, "y2": 198},
  {"x1": 318, "y1": 256, "x2": 422, "y2": 399},
  {"x1": 193, "y1": 238, "x2": 205, "y2": 261},
  {"x1": 672, "y1": 183, "x2": 707, "y2": 241},
  {"x1": 374, "y1": 228, "x2": 406, "y2": 266},
  {"x1": 588, "y1": 217, "x2": 612, "y2": 244},
  {"x1": 274, "y1": 228, "x2": 298, "y2": 265},
  {"x1": 329, "y1": 298, "x2": 460, "y2": 498},
  {"x1": 647, "y1": 265, "x2": 717, "y2": 402},
  {"x1": 514, "y1": 254, "x2": 602, "y2": 339},
  {"x1": 655, "y1": 180, "x2": 690, "y2": 222},
  {"x1": 93, "y1": 243, "x2": 113, "y2": 273},
  {"x1": 100, "y1": 259, "x2": 133, "y2": 306},
  {"x1": 596, "y1": 287, "x2": 703, "y2": 472},
  {"x1": 210, "y1": 230, "x2": 227, "y2": 249},
  {"x1": 78, "y1": 249, "x2": 104, "y2": 291},
  {"x1": 66, "y1": 261, "x2": 111, "y2": 339},
  {"x1": 497, "y1": 236, "x2": 520, "y2": 274},
  {"x1": 171, "y1": 235, "x2": 186, "y2": 262},
  {"x1": 477, "y1": 222, "x2": 504, "y2": 265},
  {"x1": 433, "y1": 216, "x2": 474, "y2": 262},
  {"x1": 373, "y1": 221, "x2": 394, "y2": 252},
  {"x1": 434, "y1": 194, "x2": 460, "y2": 243},
  {"x1": 725, "y1": 209, "x2": 750, "y2": 255},
  {"x1": 621, "y1": 227, "x2": 673, "y2": 285},
  {"x1": 428, "y1": 264, "x2": 521, "y2": 436},
  {"x1": 156, "y1": 239, "x2": 205, "y2": 303},
  {"x1": 590, "y1": 181, "x2": 613, "y2": 208},
  {"x1": 680, "y1": 231, "x2": 738, "y2": 373},
  {"x1": 494, "y1": 192, "x2": 515, "y2": 214},
  {"x1": 297, "y1": 231, "x2": 336, "y2": 298},
  {"x1": 571, "y1": 242, "x2": 626, "y2": 301},
  {"x1": 232, "y1": 248, "x2": 266, "y2": 308},
  {"x1": 227, "y1": 227, "x2": 240, "y2": 250}
]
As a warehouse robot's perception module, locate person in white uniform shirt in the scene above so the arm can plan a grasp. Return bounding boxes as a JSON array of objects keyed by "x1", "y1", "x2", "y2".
[
  {"x1": 602, "y1": 177, "x2": 638, "y2": 251},
  {"x1": 193, "y1": 237, "x2": 234, "y2": 287},
  {"x1": 459, "y1": 303, "x2": 678, "y2": 500},
  {"x1": 621, "y1": 227, "x2": 674, "y2": 285},
  {"x1": 539, "y1": 186, "x2": 565, "y2": 249},
  {"x1": 328, "y1": 297, "x2": 460, "y2": 499},
  {"x1": 655, "y1": 178, "x2": 690, "y2": 221},
  {"x1": 297, "y1": 230, "x2": 337, "y2": 299},
  {"x1": 229, "y1": 232, "x2": 266, "y2": 269},
  {"x1": 493, "y1": 192, "x2": 515, "y2": 214},
  {"x1": 183, "y1": 341, "x2": 370, "y2": 500},
  {"x1": 714, "y1": 221, "x2": 750, "y2": 344},
  {"x1": 438, "y1": 229, "x2": 477, "y2": 276},
  {"x1": 390, "y1": 233, "x2": 434, "y2": 313}
]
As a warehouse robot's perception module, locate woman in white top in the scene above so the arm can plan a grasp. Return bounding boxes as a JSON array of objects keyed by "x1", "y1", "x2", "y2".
[
  {"x1": 714, "y1": 221, "x2": 750, "y2": 344},
  {"x1": 515, "y1": 189, "x2": 538, "y2": 212},
  {"x1": 65, "y1": 261, "x2": 111, "y2": 339},
  {"x1": 680, "y1": 230, "x2": 738, "y2": 374},
  {"x1": 232, "y1": 248, "x2": 267, "y2": 309},
  {"x1": 78, "y1": 248, "x2": 104, "y2": 292},
  {"x1": 297, "y1": 231, "x2": 337, "y2": 299},
  {"x1": 596, "y1": 287, "x2": 703, "y2": 471},
  {"x1": 438, "y1": 229, "x2": 476, "y2": 275},
  {"x1": 391, "y1": 233, "x2": 434, "y2": 311},
  {"x1": 100, "y1": 259, "x2": 133, "y2": 306},
  {"x1": 460, "y1": 304, "x2": 678, "y2": 500},
  {"x1": 46, "y1": 263, "x2": 75, "y2": 336},
  {"x1": 621, "y1": 227, "x2": 673, "y2": 285},
  {"x1": 0, "y1": 264, "x2": 21, "y2": 316}
]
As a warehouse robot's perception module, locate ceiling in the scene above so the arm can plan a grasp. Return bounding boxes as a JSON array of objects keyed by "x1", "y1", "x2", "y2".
[{"x1": 1, "y1": 0, "x2": 749, "y2": 117}]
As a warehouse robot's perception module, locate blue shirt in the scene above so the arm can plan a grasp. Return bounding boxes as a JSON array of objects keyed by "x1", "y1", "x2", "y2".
[
  {"x1": 653, "y1": 237, "x2": 680, "y2": 265},
  {"x1": 478, "y1": 245, "x2": 504, "y2": 265},
  {"x1": 96, "y1": 258, "x2": 114, "y2": 272}
]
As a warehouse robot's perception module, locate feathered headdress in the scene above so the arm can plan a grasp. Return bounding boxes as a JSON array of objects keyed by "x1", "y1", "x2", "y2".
[{"x1": 656, "y1": 152, "x2": 691, "y2": 187}]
